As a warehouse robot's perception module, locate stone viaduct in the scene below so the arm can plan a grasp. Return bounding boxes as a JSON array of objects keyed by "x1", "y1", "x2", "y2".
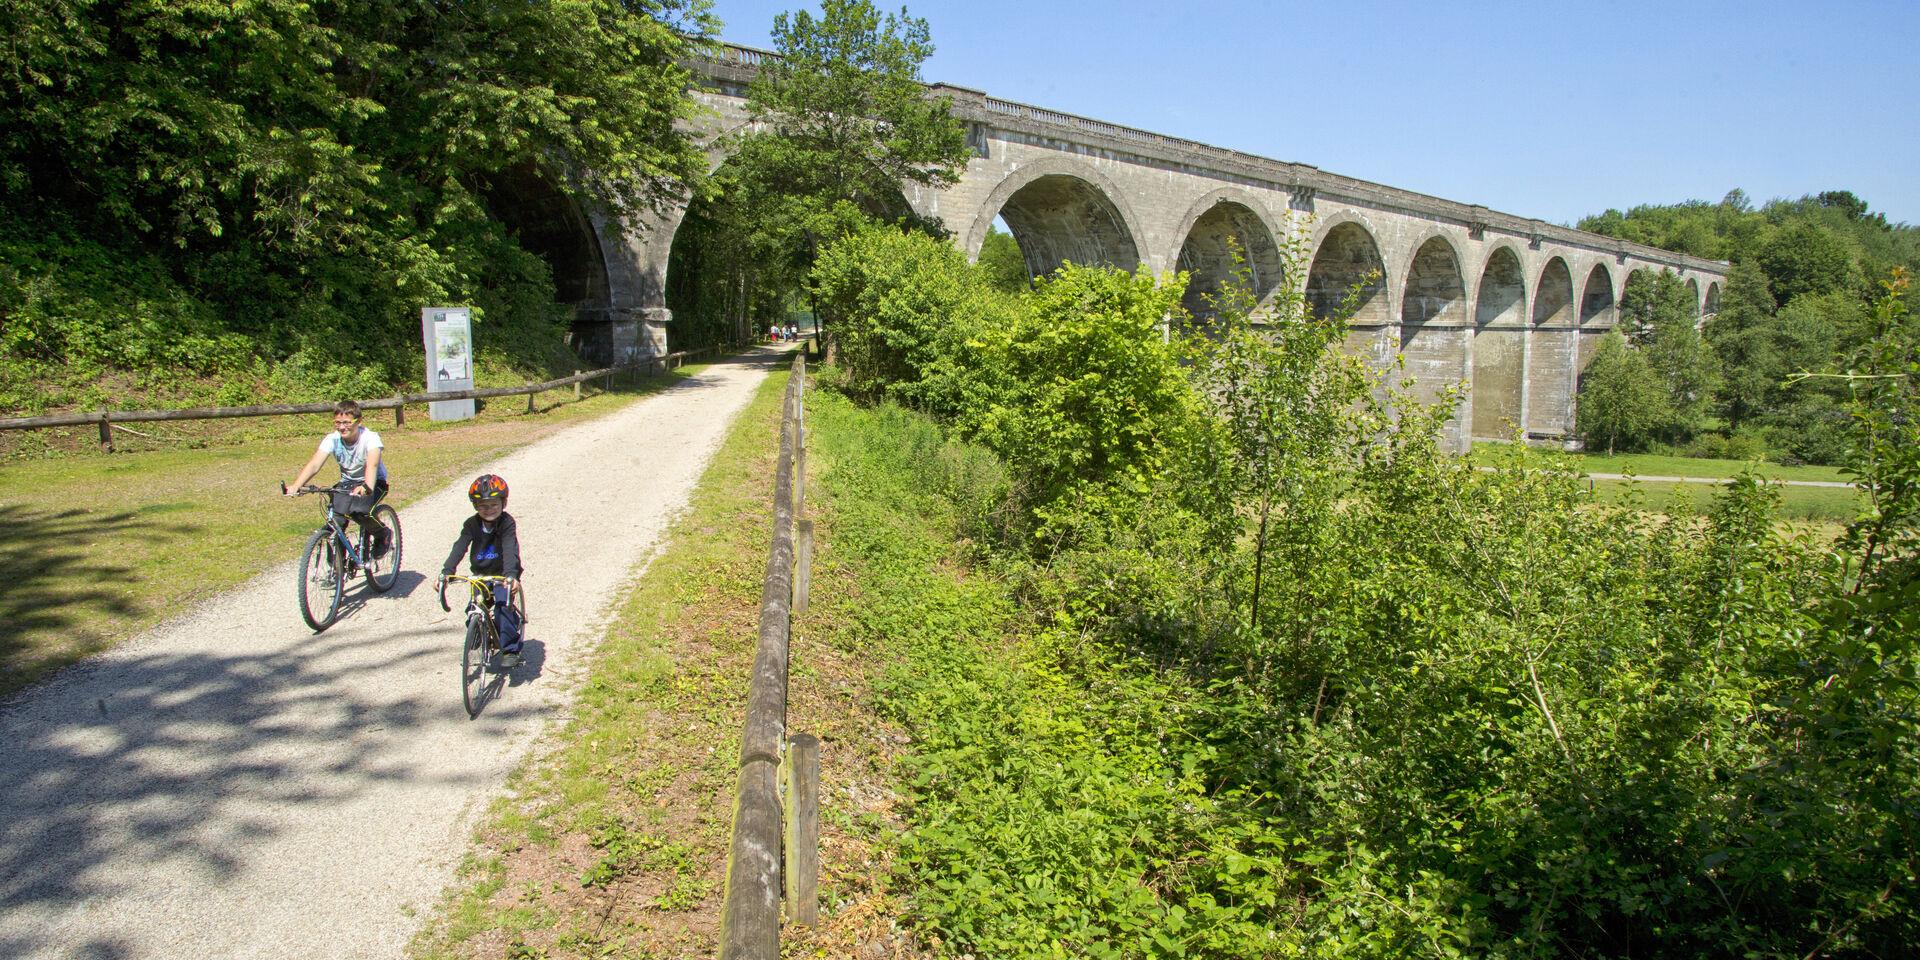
[{"x1": 513, "y1": 44, "x2": 1727, "y2": 450}]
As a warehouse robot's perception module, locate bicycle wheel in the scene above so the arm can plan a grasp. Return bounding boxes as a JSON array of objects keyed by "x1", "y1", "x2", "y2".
[
  {"x1": 461, "y1": 614, "x2": 488, "y2": 717},
  {"x1": 298, "y1": 528, "x2": 344, "y2": 631},
  {"x1": 364, "y1": 504, "x2": 403, "y2": 593}
]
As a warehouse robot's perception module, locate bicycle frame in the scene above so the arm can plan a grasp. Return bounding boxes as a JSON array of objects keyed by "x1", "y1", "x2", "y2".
[{"x1": 289, "y1": 483, "x2": 375, "y2": 568}]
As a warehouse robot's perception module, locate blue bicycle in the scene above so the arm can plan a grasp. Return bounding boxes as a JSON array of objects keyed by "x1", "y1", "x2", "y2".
[{"x1": 285, "y1": 482, "x2": 404, "y2": 630}]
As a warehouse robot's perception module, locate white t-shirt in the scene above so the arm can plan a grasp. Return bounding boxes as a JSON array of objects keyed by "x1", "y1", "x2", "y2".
[{"x1": 318, "y1": 428, "x2": 387, "y2": 486}]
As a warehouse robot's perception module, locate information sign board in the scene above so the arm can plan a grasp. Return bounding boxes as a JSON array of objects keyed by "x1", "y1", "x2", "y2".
[{"x1": 421, "y1": 306, "x2": 476, "y2": 421}]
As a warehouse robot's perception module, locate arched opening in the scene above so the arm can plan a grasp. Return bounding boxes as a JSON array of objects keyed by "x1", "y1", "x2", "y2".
[
  {"x1": 1174, "y1": 200, "x2": 1283, "y2": 322},
  {"x1": 993, "y1": 174, "x2": 1141, "y2": 280},
  {"x1": 1704, "y1": 281, "x2": 1722, "y2": 317},
  {"x1": 975, "y1": 215, "x2": 1031, "y2": 293},
  {"x1": 474, "y1": 162, "x2": 614, "y2": 349},
  {"x1": 1306, "y1": 221, "x2": 1389, "y2": 359},
  {"x1": 1307, "y1": 222, "x2": 1388, "y2": 323},
  {"x1": 1471, "y1": 247, "x2": 1527, "y2": 439},
  {"x1": 1526, "y1": 257, "x2": 1576, "y2": 437},
  {"x1": 1397, "y1": 236, "x2": 1467, "y2": 407},
  {"x1": 1576, "y1": 264, "x2": 1616, "y2": 388},
  {"x1": 664, "y1": 159, "x2": 912, "y2": 350},
  {"x1": 1685, "y1": 277, "x2": 1702, "y2": 319}
]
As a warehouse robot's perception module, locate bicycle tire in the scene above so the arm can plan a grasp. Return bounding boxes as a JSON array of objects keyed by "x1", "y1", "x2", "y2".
[
  {"x1": 461, "y1": 614, "x2": 488, "y2": 718},
  {"x1": 364, "y1": 504, "x2": 403, "y2": 593},
  {"x1": 298, "y1": 528, "x2": 344, "y2": 631}
]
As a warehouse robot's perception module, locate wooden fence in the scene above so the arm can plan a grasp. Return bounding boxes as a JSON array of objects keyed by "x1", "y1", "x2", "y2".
[
  {"x1": 719, "y1": 351, "x2": 819, "y2": 959},
  {"x1": 0, "y1": 345, "x2": 723, "y2": 450}
]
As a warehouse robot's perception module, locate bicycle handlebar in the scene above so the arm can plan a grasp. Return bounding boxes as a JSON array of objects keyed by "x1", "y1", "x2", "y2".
[{"x1": 438, "y1": 573, "x2": 515, "y2": 613}]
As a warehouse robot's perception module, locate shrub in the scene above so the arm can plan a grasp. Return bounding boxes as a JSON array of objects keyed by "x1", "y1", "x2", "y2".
[
  {"x1": 809, "y1": 226, "x2": 1013, "y2": 418},
  {"x1": 969, "y1": 264, "x2": 1197, "y2": 533}
]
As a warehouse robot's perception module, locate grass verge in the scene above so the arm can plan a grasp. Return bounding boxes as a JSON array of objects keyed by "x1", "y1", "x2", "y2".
[{"x1": 0, "y1": 366, "x2": 709, "y2": 701}]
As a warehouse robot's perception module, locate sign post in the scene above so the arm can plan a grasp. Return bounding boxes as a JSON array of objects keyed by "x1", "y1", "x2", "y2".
[{"x1": 421, "y1": 306, "x2": 476, "y2": 421}]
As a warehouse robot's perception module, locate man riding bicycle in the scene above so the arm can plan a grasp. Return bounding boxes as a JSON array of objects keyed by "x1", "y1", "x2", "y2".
[{"x1": 285, "y1": 400, "x2": 392, "y2": 561}]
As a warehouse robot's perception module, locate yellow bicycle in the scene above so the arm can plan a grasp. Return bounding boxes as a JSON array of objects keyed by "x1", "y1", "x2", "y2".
[{"x1": 438, "y1": 574, "x2": 527, "y2": 717}]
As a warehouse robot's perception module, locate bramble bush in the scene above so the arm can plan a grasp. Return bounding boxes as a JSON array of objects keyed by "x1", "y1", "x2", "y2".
[{"x1": 812, "y1": 229, "x2": 1919, "y2": 956}]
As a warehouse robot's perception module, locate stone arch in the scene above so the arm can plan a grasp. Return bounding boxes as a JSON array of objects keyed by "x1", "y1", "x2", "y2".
[
  {"x1": 1307, "y1": 215, "x2": 1391, "y2": 362},
  {"x1": 476, "y1": 162, "x2": 616, "y2": 354},
  {"x1": 1576, "y1": 263, "x2": 1617, "y2": 388},
  {"x1": 1395, "y1": 235, "x2": 1468, "y2": 407},
  {"x1": 1471, "y1": 245, "x2": 1528, "y2": 439},
  {"x1": 1685, "y1": 276, "x2": 1702, "y2": 318},
  {"x1": 966, "y1": 158, "x2": 1146, "y2": 279},
  {"x1": 1306, "y1": 216, "x2": 1389, "y2": 325},
  {"x1": 1704, "y1": 281, "x2": 1722, "y2": 317},
  {"x1": 1526, "y1": 257, "x2": 1577, "y2": 436},
  {"x1": 1171, "y1": 189, "x2": 1285, "y2": 321}
]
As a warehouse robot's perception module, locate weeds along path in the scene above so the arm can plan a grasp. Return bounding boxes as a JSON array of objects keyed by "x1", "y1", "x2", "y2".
[{"x1": 0, "y1": 346, "x2": 790, "y2": 960}]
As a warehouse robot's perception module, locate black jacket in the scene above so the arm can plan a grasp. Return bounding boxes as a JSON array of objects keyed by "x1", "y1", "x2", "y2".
[{"x1": 442, "y1": 512, "x2": 522, "y2": 578}]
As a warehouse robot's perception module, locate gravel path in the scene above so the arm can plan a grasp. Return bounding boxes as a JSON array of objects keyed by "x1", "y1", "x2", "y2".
[{"x1": 0, "y1": 347, "x2": 787, "y2": 960}]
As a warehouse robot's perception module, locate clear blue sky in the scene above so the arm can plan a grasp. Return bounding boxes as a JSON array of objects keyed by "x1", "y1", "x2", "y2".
[{"x1": 711, "y1": 0, "x2": 1920, "y2": 228}]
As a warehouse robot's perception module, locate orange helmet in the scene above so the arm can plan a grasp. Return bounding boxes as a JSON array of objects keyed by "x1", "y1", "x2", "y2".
[{"x1": 468, "y1": 473, "x2": 508, "y2": 505}]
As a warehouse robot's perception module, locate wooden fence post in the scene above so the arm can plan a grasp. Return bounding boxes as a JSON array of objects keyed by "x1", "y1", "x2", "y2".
[
  {"x1": 394, "y1": 394, "x2": 406, "y2": 427},
  {"x1": 719, "y1": 376, "x2": 800, "y2": 960},
  {"x1": 784, "y1": 733, "x2": 820, "y2": 926},
  {"x1": 526, "y1": 389, "x2": 536, "y2": 414},
  {"x1": 574, "y1": 370, "x2": 582, "y2": 401},
  {"x1": 795, "y1": 519, "x2": 813, "y2": 615},
  {"x1": 98, "y1": 412, "x2": 113, "y2": 453}
]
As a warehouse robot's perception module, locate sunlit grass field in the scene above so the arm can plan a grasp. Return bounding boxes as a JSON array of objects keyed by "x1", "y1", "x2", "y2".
[{"x1": 1469, "y1": 444, "x2": 1863, "y2": 525}]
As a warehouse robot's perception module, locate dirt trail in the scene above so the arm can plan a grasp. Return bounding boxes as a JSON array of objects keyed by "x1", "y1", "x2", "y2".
[{"x1": 0, "y1": 347, "x2": 787, "y2": 960}]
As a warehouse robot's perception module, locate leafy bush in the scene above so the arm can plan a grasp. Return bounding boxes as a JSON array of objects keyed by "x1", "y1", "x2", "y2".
[
  {"x1": 809, "y1": 226, "x2": 1013, "y2": 418},
  {"x1": 1761, "y1": 394, "x2": 1855, "y2": 464},
  {"x1": 968, "y1": 264, "x2": 1197, "y2": 535},
  {"x1": 814, "y1": 249, "x2": 1920, "y2": 956},
  {"x1": 1576, "y1": 331, "x2": 1672, "y2": 453}
]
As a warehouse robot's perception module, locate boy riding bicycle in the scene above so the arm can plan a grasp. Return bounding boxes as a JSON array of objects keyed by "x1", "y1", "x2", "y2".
[
  {"x1": 439, "y1": 474, "x2": 524, "y2": 667},
  {"x1": 285, "y1": 400, "x2": 392, "y2": 563}
]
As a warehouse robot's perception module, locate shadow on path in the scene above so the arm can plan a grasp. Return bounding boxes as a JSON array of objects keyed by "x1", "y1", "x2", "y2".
[
  {"x1": 0, "y1": 504, "x2": 193, "y2": 698},
  {"x1": 0, "y1": 623, "x2": 538, "y2": 958}
]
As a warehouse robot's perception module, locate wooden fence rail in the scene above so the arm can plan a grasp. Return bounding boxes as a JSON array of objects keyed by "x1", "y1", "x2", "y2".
[
  {"x1": 719, "y1": 352, "x2": 814, "y2": 959},
  {"x1": 0, "y1": 345, "x2": 722, "y2": 436}
]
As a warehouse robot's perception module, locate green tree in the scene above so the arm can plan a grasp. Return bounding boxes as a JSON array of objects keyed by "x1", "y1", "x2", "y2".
[
  {"x1": 1577, "y1": 331, "x2": 1670, "y2": 453},
  {"x1": 1706, "y1": 259, "x2": 1778, "y2": 429},
  {"x1": 977, "y1": 225, "x2": 1029, "y2": 294},
  {"x1": 738, "y1": 0, "x2": 967, "y2": 237},
  {"x1": 1, "y1": 0, "x2": 712, "y2": 390},
  {"x1": 1621, "y1": 270, "x2": 1719, "y2": 439},
  {"x1": 1758, "y1": 221, "x2": 1858, "y2": 306},
  {"x1": 673, "y1": 0, "x2": 971, "y2": 344}
]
